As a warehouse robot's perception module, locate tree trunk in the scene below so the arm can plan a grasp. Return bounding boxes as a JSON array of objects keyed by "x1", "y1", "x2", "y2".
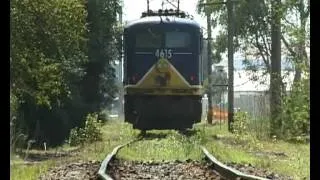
[
  {"x1": 227, "y1": 0, "x2": 234, "y2": 132},
  {"x1": 294, "y1": 0, "x2": 309, "y2": 83},
  {"x1": 270, "y1": 0, "x2": 282, "y2": 137}
]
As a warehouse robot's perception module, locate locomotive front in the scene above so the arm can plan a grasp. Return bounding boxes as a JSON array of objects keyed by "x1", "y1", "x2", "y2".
[{"x1": 123, "y1": 10, "x2": 203, "y2": 131}]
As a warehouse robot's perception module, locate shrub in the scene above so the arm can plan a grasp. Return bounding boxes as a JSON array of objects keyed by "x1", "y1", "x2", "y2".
[
  {"x1": 98, "y1": 110, "x2": 109, "y2": 123},
  {"x1": 10, "y1": 92, "x2": 27, "y2": 153},
  {"x1": 68, "y1": 113, "x2": 103, "y2": 146},
  {"x1": 282, "y1": 77, "x2": 310, "y2": 140},
  {"x1": 231, "y1": 111, "x2": 250, "y2": 135}
]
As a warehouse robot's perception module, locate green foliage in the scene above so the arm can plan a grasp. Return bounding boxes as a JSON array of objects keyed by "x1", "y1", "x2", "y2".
[
  {"x1": 11, "y1": 0, "x2": 88, "y2": 107},
  {"x1": 247, "y1": 118, "x2": 270, "y2": 140},
  {"x1": 231, "y1": 111, "x2": 250, "y2": 135},
  {"x1": 81, "y1": 0, "x2": 121, "y2": 111},
  {"x1": 11, "y1": 0, "x2": 88, "y2": 145},
  {"x1": 282, "y1": 77, "x2": 310, "y2": 139},
  {"x1": 10, "y1": 92, "x2": 28, "y2": 153},
  {"x1": 68, "y1": 113, "x2": 103, "y2": 146},
  {"x1": 212, "y1": 32, "x2": 227, "y2": 63},
  {"x1": 197, "y1": 0, "x2": 309, "y2": 139},
  {"x1": 10, "y1": 92, "x2": 18, "y2": 118},
  {"x1": 98, "y1": 110, "x2": 110, "y2": 122},
  {"x1": 10, "y1": 0, "x2": 121, "y2": 146}
]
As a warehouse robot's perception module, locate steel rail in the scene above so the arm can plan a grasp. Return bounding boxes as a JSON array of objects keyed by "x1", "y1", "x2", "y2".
[
  {"x1": 98, "y1": 139, "x2": 140, "y2": 180},
  {"x1": 201, "y1": 146, "x2": 270, "y2": 180},
  {"x1": 98, "y1": 137, "x2": 271, "y2": 180}
]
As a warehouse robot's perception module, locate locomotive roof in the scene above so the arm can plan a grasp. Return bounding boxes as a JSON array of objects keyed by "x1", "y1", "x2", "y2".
[{"x1": 124, "y1": 16, "x2": 201, "y2": 30}]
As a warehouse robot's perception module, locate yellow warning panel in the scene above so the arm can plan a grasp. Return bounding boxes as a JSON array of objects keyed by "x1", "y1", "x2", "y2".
[{"x1": 136, "y1": 58, "x2": 190, "y2": 88}]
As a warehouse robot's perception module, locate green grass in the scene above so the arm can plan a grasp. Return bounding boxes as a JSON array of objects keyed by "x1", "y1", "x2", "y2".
[
  {"x1": 10, "y1": 120, "x2": 136, "y2": 180},
  {"x1": 118, "y1": 130, "x2": 203, "y2": 161},
  {"x1": 10, "y1": 160, "x2": 56, "y2": 180},
  {"x1": 10, "y1": 120, "x2": 310, "y2": 180},
  {"x1": 198, "y1": 122, "x2": 310, "y2": 180}
]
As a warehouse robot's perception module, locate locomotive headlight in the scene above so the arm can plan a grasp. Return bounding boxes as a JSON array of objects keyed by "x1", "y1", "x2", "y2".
[{"x1": 190, "y1": 75, "x2": 197, "y2": 82}]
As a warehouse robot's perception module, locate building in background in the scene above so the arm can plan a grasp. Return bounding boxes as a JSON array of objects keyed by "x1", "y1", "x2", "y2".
[{"x1": 213, "y1": 57, "x2": 295, "y2": 119}]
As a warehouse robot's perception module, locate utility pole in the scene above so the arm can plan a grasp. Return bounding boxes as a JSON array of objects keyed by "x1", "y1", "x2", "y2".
[
  {"x1": 206, "y1": 9, "x2": 213, "y2": 124},
  {"x1": 227, "y1": 0, "x2": 234, "y2": 132},
  {"x1": 177, "y1": 0, "x2": 180, "y2": 12},
  {"x1": 270, "y1": 0, "x2": 282, "y2": 137},
  {"x1": 199, "y1": 0, "x2": 235, "y2": 129},
  {"x1": 119, "y1": 0, "x2": 124, "y2": 120}
]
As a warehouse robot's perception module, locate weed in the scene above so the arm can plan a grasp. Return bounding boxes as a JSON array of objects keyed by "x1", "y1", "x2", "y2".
[
  {"x1": 68, "y1": 113, "x2": 103, "y2": 146},
  {"x1": 231, "y1": 111, "x2": 250, "y2": 136}
]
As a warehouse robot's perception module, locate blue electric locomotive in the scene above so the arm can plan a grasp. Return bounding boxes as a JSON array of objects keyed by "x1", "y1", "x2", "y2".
[{"x1": 123, "y1": 9, "x2": 204, "y2": 131}]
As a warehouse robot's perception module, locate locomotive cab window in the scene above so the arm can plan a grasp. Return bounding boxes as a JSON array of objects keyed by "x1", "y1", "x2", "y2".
[
  {"x1": 135, "y1": 28, "x2": 161, "y2": 48},
  {"x1": 165, "y1": 32, "x2": 191, "y2": 48}
]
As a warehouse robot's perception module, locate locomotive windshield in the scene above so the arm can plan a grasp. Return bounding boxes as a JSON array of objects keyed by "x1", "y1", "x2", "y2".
[
  {"x1": 135, "y1": 28, "x2": 161, "y2": 48},
  {"x1": 165, "y1": 31, "x2": 191, "y2": 48},
  {"x1": 135, "y1": 28, "x2": 192, "y2": 49}
]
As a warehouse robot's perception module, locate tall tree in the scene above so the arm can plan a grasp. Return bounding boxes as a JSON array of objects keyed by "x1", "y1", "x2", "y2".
[
  {"x1": 81, "y1": 0, "x2": 121, "y2": 113},
  {"x1": 10, "y1": 0, "x2": 88, "y2": 146},
  {"x1": 197, "y1": 0, "x2": 309, "y2": 137},
  {"x1": 281, "y1": 0, "x2": 310, "y2": 83}
]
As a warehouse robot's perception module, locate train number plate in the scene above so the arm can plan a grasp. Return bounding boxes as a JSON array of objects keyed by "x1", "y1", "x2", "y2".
[{"x1": 155, "y1": 49, "x2": 172, "y2": 59}]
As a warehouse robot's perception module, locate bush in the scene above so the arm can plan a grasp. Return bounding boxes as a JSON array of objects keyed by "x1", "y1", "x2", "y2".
[
  {"x1": 98, "y1": 110, "x2": 109, "y2": 122},
  {"x1": 10, "y1": 92, "x2": 27, "y2": 153},
  {"x1": 231, "y1": 111, "x2": 250, "y2": 135},
  {"x1": 282, "y1": 77, "x2": 310, "y2": 140},
  {"x1": 68, "y1": 113, "x2": 103, "y2": 146}
]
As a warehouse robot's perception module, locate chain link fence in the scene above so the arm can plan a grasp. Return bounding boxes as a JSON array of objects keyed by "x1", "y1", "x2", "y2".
[
  {"x1": 202, "y1": 91, "x2": 271, "y2": 138},
  {"x1": 234, "y1": 92, "x2": 270, "y2": 138}
]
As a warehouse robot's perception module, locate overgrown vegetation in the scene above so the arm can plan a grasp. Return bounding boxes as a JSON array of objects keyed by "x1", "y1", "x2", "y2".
[
  {"x1": 231, "y1": 111, "x2": 250, "y2": 135},
  {"x1": 68, "y1": 113, "x2": 103, "y2": 146},
  {"x1": 10, "y1": 121, "x2": 309, "y2": 180},
  {"x1": 202, "y1": 123, "x2": 309, "y2": 180},
  {"x1": 10, "y1": 0, "x2": 121, "y2": 150},
  {"x1": 197, "y1": 0, "x2": 309, "y2": 139},
  {"x1": 282, "y1": 75, "x2": 310, "y2": 141}
]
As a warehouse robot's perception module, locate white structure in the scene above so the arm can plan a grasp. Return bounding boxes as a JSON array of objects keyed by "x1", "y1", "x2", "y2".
[
  {"x1": 210, "y1": 58, "x2": 296, "y2": 118},
  {"x1": 201, "y1": 94, "x2": 209, "y2": 121}
]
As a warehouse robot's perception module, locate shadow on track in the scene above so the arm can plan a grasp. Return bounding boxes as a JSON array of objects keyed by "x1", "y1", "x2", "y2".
[
  {"x1": 177, "y1": 129, "x2": 198, "y2": 137},
  {"x1": 136, "y1": 129, "x2": 198, "y2": 140},
  {"x1": 137, "y1": 131, "x2": 168, "y2": 140}
]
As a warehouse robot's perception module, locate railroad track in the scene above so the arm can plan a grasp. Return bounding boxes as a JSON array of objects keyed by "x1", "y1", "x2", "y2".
[{"x1": 98, "y1": 137, "x2": 270, "y2": 180}]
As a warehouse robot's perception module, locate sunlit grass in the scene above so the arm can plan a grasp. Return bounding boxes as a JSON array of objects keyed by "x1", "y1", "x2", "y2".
[
  {"x1": 10, "y1": 120, "x2": 309, "y2": 180},
  {"x1": 198, "y1": 122, "x2": 310, "y2": 180},
  {"x1": 118, "y1": 130, "x2": 203, "y2": 161},
  {"x1": 10, "y1": 160, "x2": 56, "y2": 180}
]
